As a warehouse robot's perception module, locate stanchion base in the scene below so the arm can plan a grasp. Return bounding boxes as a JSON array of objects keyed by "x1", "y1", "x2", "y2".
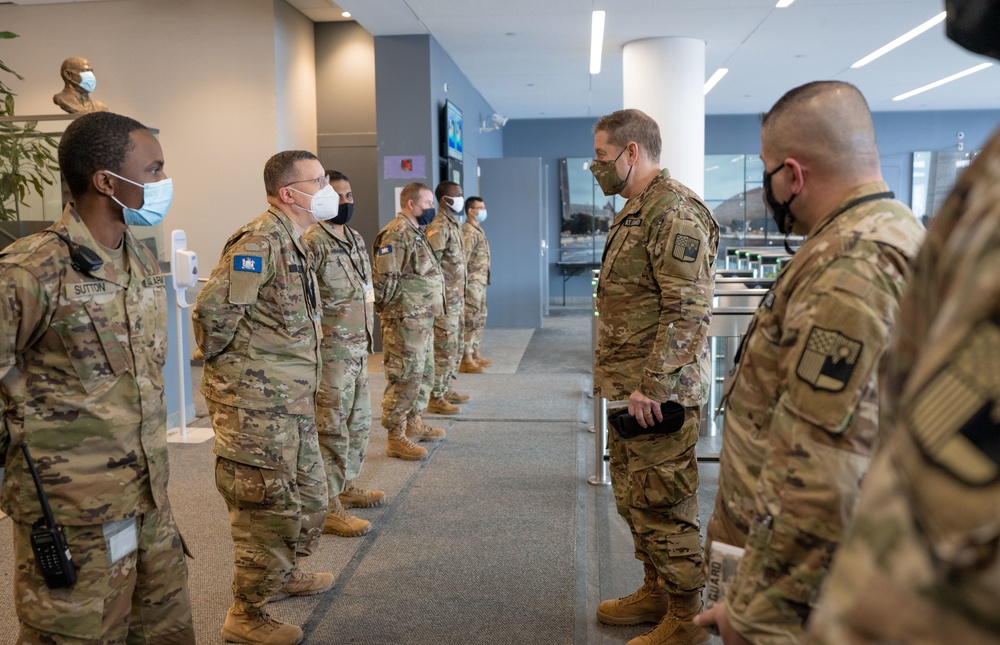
[
  {"x1": 167, "y1": 426, "x2": 215, "y2": 444},
  {"x1": 587, "y1": 475, "x2": 612, "y2": 486},
  {"x1": 587, "y1": 426, "x2": 596, "y2": 434}
]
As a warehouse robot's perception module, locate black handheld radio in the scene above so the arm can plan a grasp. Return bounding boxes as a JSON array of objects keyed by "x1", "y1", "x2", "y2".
[{"x1": 21, "y1": 444, "x2": 77, "y2": 589}]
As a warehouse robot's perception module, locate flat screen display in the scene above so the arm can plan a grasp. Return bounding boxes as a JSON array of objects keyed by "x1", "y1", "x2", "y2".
[{"x1": 444, "y1": 100, "x2": 463, "y2": 161}]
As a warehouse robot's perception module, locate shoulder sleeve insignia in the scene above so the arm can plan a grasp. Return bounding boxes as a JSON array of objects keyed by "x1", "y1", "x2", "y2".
[
  {"x1": 233, "y1": 255, "x2": 263, "y2": 273},
  {"x1": 377, "y1": 245, "x2": 393, "y2": 256},
  {"x1": 671, "y1": 234, "x2": 701, "y2": 263},
  {"x1": 796, "y1": 326, "x2": 863, "y2": 392}
]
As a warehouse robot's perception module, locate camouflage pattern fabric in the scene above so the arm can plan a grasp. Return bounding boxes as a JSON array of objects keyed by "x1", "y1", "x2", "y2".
[
  {"x1": 707, "y1": 182, "x2": 925, "y2": 644},
  {"x1": 607, "y1": 405, "x2": 705, "y2": 594},
  {"x1": 13, "y1": 506, "x2": 194, "y2": 644},
  {"x1": 373, "y1": 214, "x2": 444, "y2": 428},
  {"x1": 462, "y1": 218, "x2": 490, "y2": 354},
  {"x1": 806, "y1": 131, "x2": 1000, "y2": 644},
  {"x1": 0, "y1": 204, "x2": 192, "y2": 641},
  {"x1": 194, "y1": 207, "x2": 322, "y2": 418},
  {"x1": 593, "y1": 169, "x2": 719, "y2": 598},
  {"x1": 210, "y1": 401, "x2": 327, "y2": 614},
  {"x1": 426, "y1": 206, "x2": 466, "y2": 396},
  {"x1": 593, "y1": 169, "x2": 719, "y2": 408},
  {"x1": 303, "y1": 221, "x2": 374, "y2": 497}
]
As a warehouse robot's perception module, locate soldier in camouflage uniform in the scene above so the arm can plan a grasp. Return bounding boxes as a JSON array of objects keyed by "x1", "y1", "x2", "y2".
[
  {"x1": 693, "y1": 82, "x2": 925, "y2": 645},
  {"x1": 194, "y1": 150, "x2": 334, "y2": 645},
  {"x1": 0, "y1": 112, "x2": 194, "y2": 643},
  {"x1": 303, "y1": 170, "x2": 384, "y2": 539},
  {"x1": 461, "y1": 196, "x2": 492, "y2": 371},
  {"x1": 591, "y1": 108, "x2": 720, "y2": 645},
  {"x1": 426, "y1": 181, "x2": 472, "y2": 412},
  {"x1": 805, "y1": 11, "x2": 1000, "y2": 644},
  {"x1": 373, "y1": 182, "x2": 448, "y2": 461}
]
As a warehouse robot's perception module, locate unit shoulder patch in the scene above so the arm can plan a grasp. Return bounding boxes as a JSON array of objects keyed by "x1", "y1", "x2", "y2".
[
  {"x1": 671, "y1": 233, "x2": 701, "y2": 263},
  {"x1": 377, "y1": 244, "x2": 393, "y2": 256},
  {"x1": 796, "y1": 326, "x2": 864, "y2": 392},
  {"x1": 233, "y1": 255, "x2": 263, "y2": 273}
]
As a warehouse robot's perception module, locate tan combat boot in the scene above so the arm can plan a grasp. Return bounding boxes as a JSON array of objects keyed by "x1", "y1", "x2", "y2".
[
  {"x1": 444, "y1": 389, "x2": 471, "y2": 403},
  {"x1": 427, "y1": 396, "x2": 460, "y2": 415},
  {"x1": 386, "y1": 422, "x2": 428, "y2": 460},
  {"x1": 323, "y1": 495, "x2": 372, "y2": 537},
  {"x1": 339, "y1": 479, "x2": 385, "y2": 508},
  {"x1": 459, "y1": 354, "x2": 483, "y2": 373},
  {"x1": 406, "y1": 416, "x2": 446, "y2": 442},
  {"x1": 626, "y1": 593, "x2": 711, "y2": 645},
  {"x1": 472, "y1": 349, "x2": 493, "y2": 367},
  {"x1": 596, "y1": 565, "x2": 669, "y2": 625},
  {"x1": 221, "y1": 604, "x2": 303, "y2": 645},
  {"x1": 269, "y1": 566, "x2": 335, "y2": 602}
]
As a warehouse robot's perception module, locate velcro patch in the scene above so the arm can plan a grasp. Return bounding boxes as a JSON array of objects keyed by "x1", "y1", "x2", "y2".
[
  {"x1": 64, "y1": 280, "x2": 114, "y2": 300},
  {"x1": 143, "y1": 275, "x2": 166, "y2": 289},
  {"x1": 377, "y1": 245, "x2": 393, "y2": 256},
  {"x1": 233, "y1": 255, "x2": 262, "y2": 273},
  {"x1": 662, "y1": 219, "x2": 706, "y2": 279},
  {"x1": 909, "y1": 322, "x2": 1000, "y2": 485},
  {"x1": 672, "y1": 234, "x2": 701, "y2": 263},
  {"x1": 624, "y1": 218, "x2": 642, "y2": 227},
  {"x1": 762, "y1": 291, "x2": 776, "y2": 310},
  {"x1": 289, "y1": 264, "x2": 303, "y2": 274},
  {"x1": 796, "y1": 327, "x2": 863, "y2": 392},
  {"x1": 427, "y1": 229, "x2": 439, "y2": 238}
]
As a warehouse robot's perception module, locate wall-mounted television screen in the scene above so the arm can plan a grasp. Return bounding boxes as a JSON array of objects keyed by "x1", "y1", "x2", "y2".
[{"x1": 442, "y1": 99, "x2": 463, "y2": 161}]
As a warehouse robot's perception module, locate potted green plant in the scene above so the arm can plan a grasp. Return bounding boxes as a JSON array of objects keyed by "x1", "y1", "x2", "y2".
[{"x1": 0, "y1": 31, "x2": 59, "y2": 222}]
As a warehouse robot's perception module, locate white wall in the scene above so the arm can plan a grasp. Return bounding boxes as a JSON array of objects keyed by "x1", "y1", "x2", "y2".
[
  {"x1": 0, "y1": 0, "x2": 302, "y2": 266},
  {"x1": 274, "y1": 0, "x2": 318, "y2": 152}
]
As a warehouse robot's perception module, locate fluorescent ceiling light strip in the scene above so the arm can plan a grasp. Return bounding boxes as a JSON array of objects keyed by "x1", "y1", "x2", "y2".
[
  {"x1": 893, "y1": 62, "x2": 993, "y2": 101},
  {"x1": 775, "y1": 0, "x2": 795, "y2": 7},
  {"x1": 852, "y1": 11, "x2": 946, "y2": 68},
  {"x1": 704, "y1": 68, "x2": 729, "y2": 95},
  {"x1": 590, "y1": 10, "x2": 606, "y2": 75}
]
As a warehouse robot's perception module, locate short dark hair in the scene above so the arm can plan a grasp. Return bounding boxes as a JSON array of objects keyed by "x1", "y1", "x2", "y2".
[
  {"x1": 264, "y1": 150, "x2": 318, "y2": 197},
  {"x1": 760, "y1": 81, "x2": 865, "y2": 127},
  {"x1": 58, "y1": 112, "x2": 148, "y2": 199},
  {"x1": 327, "y1": 170, "x2": 349, "y2": 183},
  {"x1": 593, "y1": 109, "x2": 662, "y2": 163},
  {"x1": 465, "y1": 196, "x2": 484, "y2": 214},
  {"x1": 435, "y1": 181, "x2": 461, "y2": 201}
]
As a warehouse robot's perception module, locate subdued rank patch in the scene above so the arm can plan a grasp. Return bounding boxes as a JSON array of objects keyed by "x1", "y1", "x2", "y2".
[
  {"x1": 233, "y1": 255, "x2": 262, "y2": 273},
  {"x1": 377, "y1": 245, "x2": 393, "y2": 256},
  {"x1": 672, "y1": 234, "x2": 701, "y2": 263},
  {"x1": 624, "y1": 217, "x2": 642, "y2": 227},
  {"x1": 796, "y1": 326, "x2": 863, "y2": 392},
  {"x1": 909, "y1": 322, "x2": 1000, "y2": 485}
]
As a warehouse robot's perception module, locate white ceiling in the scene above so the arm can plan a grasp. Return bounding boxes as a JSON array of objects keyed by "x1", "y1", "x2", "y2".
[{"x1": 289, "y1": 0, "x2": 1000, "y2": 119}]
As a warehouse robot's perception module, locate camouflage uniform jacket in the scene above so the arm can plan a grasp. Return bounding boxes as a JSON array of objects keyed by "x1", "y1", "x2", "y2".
[
  {"x1": 714, "y1": 182, "x2": 925, "y2": 643},
  {"x1": 194, "y1": 208, "x2": 321, "y2": 419},
  {"x1": 806, "y1": 133, "x2": 1000, "y2": 643},
  {"x1": 372, "y1": 213, "x2": 445, "y2": 320},
  {"x1": 303, "y1": 221, "x2": 374, "y2": 360},
  {"x1": 462, "y1": 219, "x2": 491, "y2": 286},
  {"x1": 594, "y1": 169, "x2": 719, "y2": 407},
  {"x1": 0, "y1": 205, "x2": 169, "y2": 525},
  {"x1": 425, "y1": 206, "x2": 467, "y2": 307}
]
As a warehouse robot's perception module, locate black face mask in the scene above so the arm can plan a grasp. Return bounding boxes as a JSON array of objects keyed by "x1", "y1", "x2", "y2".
[
  {"x1": 762, "y1": 162, "x2": 796, "y2": 235},
  {"x1": 946, "y1": 0, "x2": 1000, "y2": 59},
  {"x1": 417, "y1": 207, "x2": 436, "y2": 226},
  {"x1": 331, "y1": 202, "x2": 354, "y2": 226}
]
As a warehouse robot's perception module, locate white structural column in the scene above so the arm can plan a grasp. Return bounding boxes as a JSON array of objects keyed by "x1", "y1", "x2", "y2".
[{"x1": 623, "y1": 37, "x2": 706, "y2": 197}]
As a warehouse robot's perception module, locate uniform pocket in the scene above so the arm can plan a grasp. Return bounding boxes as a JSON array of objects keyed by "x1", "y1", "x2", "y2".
[{"x1": 215, "y1": 457, "x2": 279, "y2": 507}]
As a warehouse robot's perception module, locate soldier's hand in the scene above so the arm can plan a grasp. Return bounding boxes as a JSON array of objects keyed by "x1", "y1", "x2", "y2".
[
  {"x1": 628, "y1": 390, "x2": 663, "y2": 428},
  {"x1": 693, "y1": 601, "x2": 751, "y2": 645}
]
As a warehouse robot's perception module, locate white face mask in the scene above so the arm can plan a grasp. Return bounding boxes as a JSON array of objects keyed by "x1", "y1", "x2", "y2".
[
  {"x1": 77, "y1": 71, "x2": 96, "y2": 93},
  {"x1": 447, "y1": 195, "x2": 465, "y2": 214},
  {"x1": 290, "y1": 184, "x2": 339, "y2": 220},
  {"x1": 475, "y1": 209, "x2": 488, "y2": 223}
]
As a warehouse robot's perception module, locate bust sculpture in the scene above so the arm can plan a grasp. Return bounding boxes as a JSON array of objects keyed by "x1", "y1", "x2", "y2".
[{"x1": 53, "y1": 57, "x2": 108, "y2": 114}]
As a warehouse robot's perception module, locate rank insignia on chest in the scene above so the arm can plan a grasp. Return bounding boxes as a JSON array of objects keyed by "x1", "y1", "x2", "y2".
[
  {"x1": 377, "y1": 245, "x2": 393, "y2": 256},
  {"x1": 671, "y1": 234, "x2": 701, "y2": 263},
  {"x1": 796, "y1": 327, "x2": 863, "y2": 392},
  {"x1": 233, "y1": 255, "x2": 262, "y2": 273},
  {"x1": 623, "y1": 218, "x2": 642, "y2": 227}
]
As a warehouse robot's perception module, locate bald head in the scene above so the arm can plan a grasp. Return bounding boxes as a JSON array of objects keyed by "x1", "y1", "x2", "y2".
[{"x1": 762, "y1": 81, "x2": 880, "y2": 179}]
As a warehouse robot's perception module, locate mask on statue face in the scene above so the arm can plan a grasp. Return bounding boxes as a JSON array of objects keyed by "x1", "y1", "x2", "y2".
[
  {"x1": 590, "y1": 146, "x2": 634, "y2": 196},
  {"x1": 77, "y1": 71, "x2": 96, "y2": 93}
]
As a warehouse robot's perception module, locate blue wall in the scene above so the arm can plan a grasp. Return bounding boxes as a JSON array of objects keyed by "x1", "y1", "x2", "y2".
[{"x1": 507, "y1": 110, "x2": 1000, "y2": 302}]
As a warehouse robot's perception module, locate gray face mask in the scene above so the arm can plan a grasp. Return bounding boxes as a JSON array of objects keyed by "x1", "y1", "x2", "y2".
[{"x1": 947, "y1": 0, "x2": 1000, "y2": 59}]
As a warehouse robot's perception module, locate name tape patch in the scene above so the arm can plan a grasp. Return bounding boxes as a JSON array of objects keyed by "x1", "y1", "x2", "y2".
[
  {"x1": 143, "y1": 275, "x2": 166, "y2": 289},
  {"x1": 623, "y1": 218, "x2": 642, "y2": 227},
  {"x1": 234, "y1": 255, "x2": 262, "y2": 273},
  {"x1": 377, "y1": 245, "x2": 393, "y2": 256},
  {"x1": 65, "y1": 280, "x2": 112, "y2": 299}
]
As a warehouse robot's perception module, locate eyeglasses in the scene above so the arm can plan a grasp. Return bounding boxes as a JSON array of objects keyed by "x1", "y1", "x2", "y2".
[{"x1": 284, "y1": 175, "x2": 329, "y2": 190}]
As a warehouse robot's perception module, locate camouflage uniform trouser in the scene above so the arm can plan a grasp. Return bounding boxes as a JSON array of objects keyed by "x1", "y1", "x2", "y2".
[
  {"x1": 208, "y1": 401, "x2": 328, "y2": 614},
  {"x1": 432, "y1": 305, "x2": 464, "y2": 397},
  {"x1": 13, "y1": 505, "x2": 194, "y2": 644},
  {"x1": 380, "y1": 314, "x2": 435, "y2": 429},
  {"x1": 317, "y1": 354, "x2": 372, "y2": 499},
  {"x1": 607, "y1": 405, "x2": 705, "y2": 595},
  {"x1": 463, "y1": 281, "x2": 487, "y2": 354}
]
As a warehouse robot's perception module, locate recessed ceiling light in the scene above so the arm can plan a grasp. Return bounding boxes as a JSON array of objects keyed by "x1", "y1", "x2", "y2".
[
  {"x1": 341, "y1": 11, "x2": 351, "y2": 17},
  {"x1": 852, "y1": 12, "x2": 946, "y2": 68},
  {"x1": 893, "y1": 62, "x2": 993, "y2": 101}
]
